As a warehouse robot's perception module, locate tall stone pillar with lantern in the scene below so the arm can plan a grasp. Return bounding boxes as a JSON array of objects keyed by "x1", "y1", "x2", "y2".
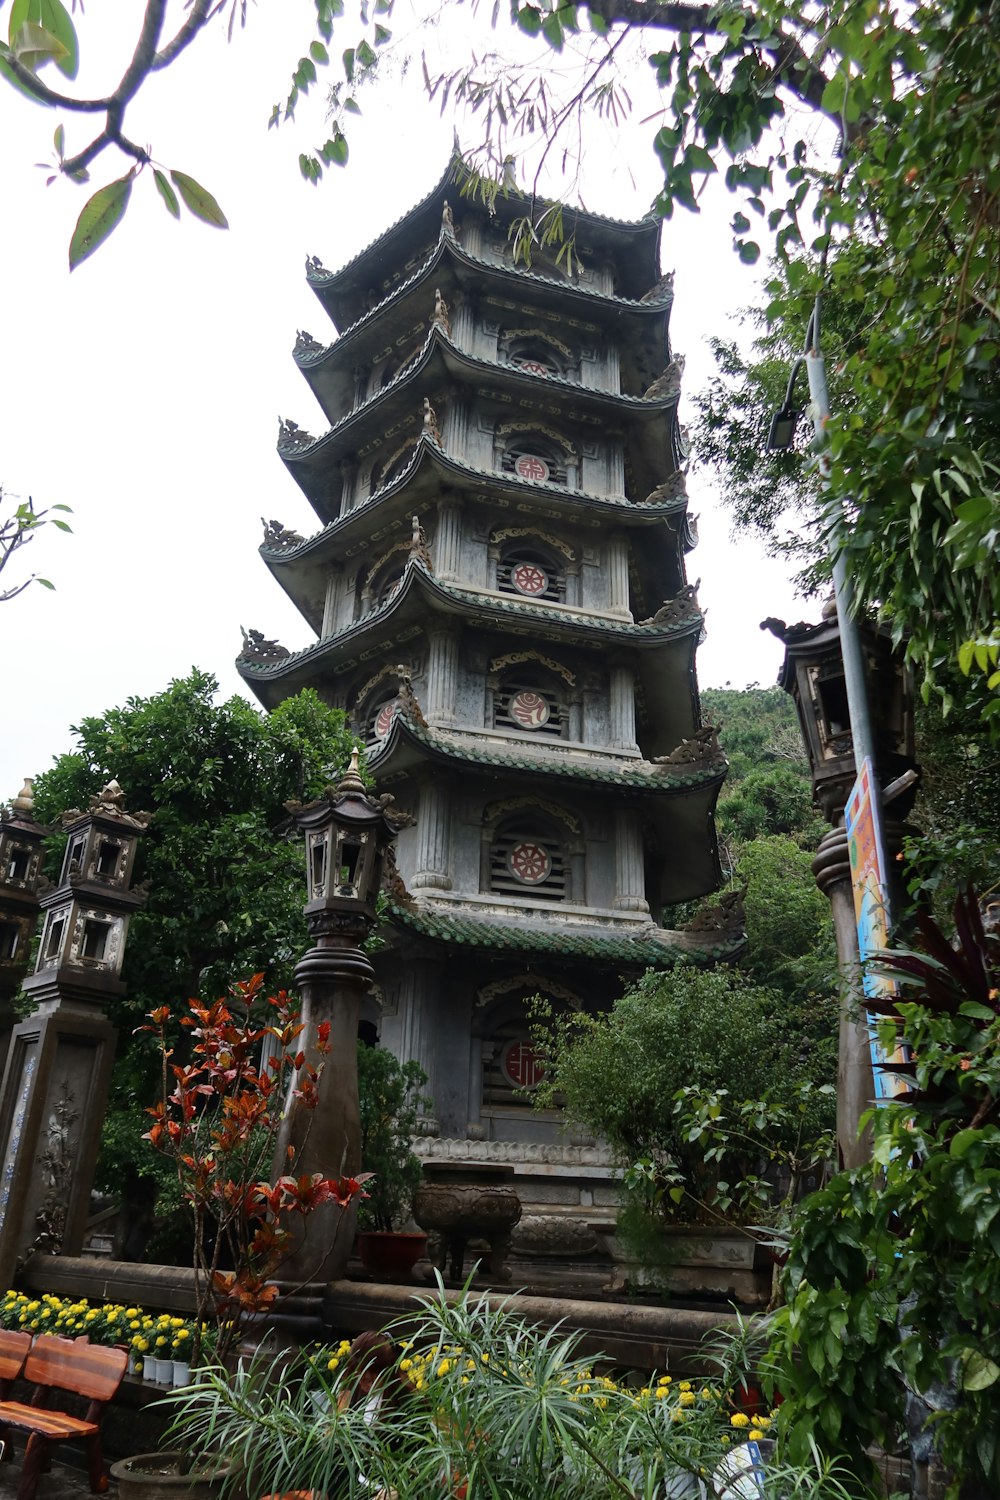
[
  {"x1": 762, "y1": 601, "x2": 917, "y2": 1167},
  {"x1": 275, "y1": 750, "x2": 407, "y2": 1284},
  {"x1": 0, "y1": 781, "x2": 149, "y2": 1287}
]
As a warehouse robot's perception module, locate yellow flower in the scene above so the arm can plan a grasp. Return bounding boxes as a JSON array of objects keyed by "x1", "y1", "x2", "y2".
[
  {"x1": 155, "y1": 1336, "x2": 167, "y2": 1348},
  {"x1": 437, "y1": 1359, "x2": 452, "y2": 1377},
  {"x1": 399, "y1": 1358, "x2": 412, "y2": 1372},
  {"x1": 175, "y1": 1328, "x2": 190, "y2": 1341},
  {"x1": 730, "y1": 1412, "x2": 750, "y2": 1428},
  {"x1": 327, "y1": 1357, "x2": 340, "y2": 1372},
  {"x1": 678, "y1": 1380, "x2": 692, "y2": 1392},
  {"x1": 657, "y1": 1374, "x2": 672, "y2": 1386},
  {"x1": 679, "y1": 1391, "x2": 696, "y2": 1407},
  {"x1": 749, "y1": 1430, "x2": 764, "y2": 1441}
]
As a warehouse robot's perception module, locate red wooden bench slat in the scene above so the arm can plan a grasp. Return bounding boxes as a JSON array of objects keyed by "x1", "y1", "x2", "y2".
[
  {"x1": 0, "y1": 1332, "x2": 31, "y2": 1388},
  {"x1": 0, "y1": 1402, "x2": 98, "y2": 1439},
  {"x1": 0, "y1": 1334, "x2": 126, "y2": 1500},
  {"x1": 23, "y1": 1337, "x2": 126, "y2": 1401}
]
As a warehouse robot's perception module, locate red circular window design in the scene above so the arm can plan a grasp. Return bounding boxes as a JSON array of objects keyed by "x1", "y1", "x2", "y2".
[
  {"x1": 373, "y1": 703, "x2": 395, "y2": 738},
  {"x1": 511, "y1": 561, "x2": 548, "y2": 596},
  {"x1": 514, "y1": 453, "x2": 550, "y2": 483},
  {"x1": 508, "y1": 841, "x2": 551, "y2": 884},
  {"x1": 502, "y1": 1040, "x2": 547, "y2": 1089},
  {"x1": 514, "y1": 358, "x2": 554, "y2": 377},
  {"x1": 509, "y1": 690, "x2": 550, "y2": 731}
]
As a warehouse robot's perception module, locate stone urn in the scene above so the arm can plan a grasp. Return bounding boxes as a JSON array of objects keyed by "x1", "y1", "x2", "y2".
[{"x1": 412, "y1": 1163, "x2": 522, "y2": 1282}]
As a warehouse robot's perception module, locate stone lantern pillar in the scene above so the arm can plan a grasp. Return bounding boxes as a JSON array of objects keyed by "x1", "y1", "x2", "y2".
[
  {"x1": 0, "y1": 781, "x2": 149, "y2": 1286},
  {"x1": 0, "y1": 782, "x2": 48, "y2": 1077},
  {"x1": 762, "y1": 601, "x2": 917, "y2": 1167},
  {"x1": 275, "y1": 750, "x2": 405, "y2": 1283}
]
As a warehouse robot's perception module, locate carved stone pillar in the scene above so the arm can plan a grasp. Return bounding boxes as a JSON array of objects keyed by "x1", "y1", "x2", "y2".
[
  {"x1": 425, "y1": 628, "x2": 460, "y2": 726},
  {"x1": 613, "y1": 808, "x2": 648, "y2": 913},
  {"x1": 435, "y1": 500, "x2": 463, "y2": 582},
  {"x1": 276, "y1": 755, "x2": 403, "y2": 1283},
  {"x1": 609, "y1": 663, "x2": 638, "y2": 751},
  {"x1": 321, "y1": 564, "x2": 342, "y2": 638},
  {"x1": 0, "y1": 782, "x2": 148, "y2": 1289},
  {"x1": 443, "y1": 395, "x2": 469, "y2": 458},
  {"x1": 452, "y1": 300, "x2": 474, "y2": 349},
  {"x1": 398, "y1": 968, "x2": 440, "y2": 1135},
  {"x1": 412, "y1": 781, "x2": 452, "y2": 890},
  {"x1": 338, "y1": 461, "x2": 356, "y2": 517},
  {"x1": 607, "y1": 536, "x2": 631, "y2": 617},
  {"x1": 812, "y1": 824, "x2": 874, "y2": 1169},
  {"x1": 0, "y1": 783, "x2": 47, "y2": 1079},
  {"x1": 275, "y1": 908, "x2": 374, "y2": 1282}
]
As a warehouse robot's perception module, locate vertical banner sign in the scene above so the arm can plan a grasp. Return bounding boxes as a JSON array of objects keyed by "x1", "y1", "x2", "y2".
[{"x1": 844, "y1": 757, "x2": 910, "y2": 1101}]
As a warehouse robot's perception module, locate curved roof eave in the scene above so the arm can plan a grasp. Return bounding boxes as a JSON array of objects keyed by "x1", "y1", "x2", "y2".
[
  {"x1": 367, "y1": 709, "x2": 728, "y2": 797},
  {"x1": 280, "y1": 326, "x2": 680, "y2": 472},
  {"x1": 306, "y1": 161, "x2": 662, "y2": 310},
  {"x1": 261, "y1": 440, "x2": 690, "y2": 566},
  {"x1": 296, "y1": 234, "x2": 673, "y2": 380},
  {"x1": 236, "y1": 561, "x2": 703, "y2": 686}
]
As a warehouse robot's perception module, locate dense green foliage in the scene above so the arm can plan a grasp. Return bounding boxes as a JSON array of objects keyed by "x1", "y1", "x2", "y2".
[
  {"x1": 356, "y1": 1043, "x2": 428, "y2": 1232},
  {"x1": 535, "y1": 964, "x2": 835, "y2": 1230},
  {"x1": 163, "y1": 1280, "x2": 878, "y2": 1499},
  {"x1": 31, "y1": 669, "x2": 355, "y2": 1254},
  {"x1": 771, "y1": 894, "x2": 1000, "y2": 1495}
]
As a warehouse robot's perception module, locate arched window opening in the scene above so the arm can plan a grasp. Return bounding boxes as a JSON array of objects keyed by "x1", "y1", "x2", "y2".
[
  {"x1": 505, "y1": 337, "x2": 564, "y2": 378},
  {"x1": 493, "y1": 670, "x2": 568, "y2": 739},
  {"x1": 489, "y1": 820, "x2": 567, "y2": 902},
  {"x1": 500, "y1": 436, "x2": 568, "y2": 487},
  {"x1": 497, "y1": 545, "x2": 566, "y2": 603}
]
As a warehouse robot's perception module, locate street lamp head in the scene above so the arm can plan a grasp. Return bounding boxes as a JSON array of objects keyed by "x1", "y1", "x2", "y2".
[{"x1": 766, "y1": 404, "x2": 802, "y2": 451}]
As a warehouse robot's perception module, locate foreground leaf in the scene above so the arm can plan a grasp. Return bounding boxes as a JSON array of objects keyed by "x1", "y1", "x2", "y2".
[
  {"x1": 153, "y1": 169, "x2": 180, "y2": 219},
  {"x1": 169, "y1": 170, "x2": 228, "y2": 229},
  {"x1": 68, "y1": 173, "x2": 133, "y2": 270}
]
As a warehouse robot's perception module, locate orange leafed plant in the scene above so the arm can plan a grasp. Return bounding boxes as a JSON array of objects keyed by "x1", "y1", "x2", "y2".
[{"x1": 139, "y1": 977, "x2": 358, "y2": 1365}]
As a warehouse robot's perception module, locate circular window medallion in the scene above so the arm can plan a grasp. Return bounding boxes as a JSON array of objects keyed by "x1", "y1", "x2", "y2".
[
  {"x1": 509, "y1": 690, "x2": 550, "y2": 731},
  {"x1": 511, "y1": 560, "x2": 549, "y2": 596},
  {"x1": 502, "y1": 1039, "x2": 546, "y2": 1089},
  {"x1": 373, "y1": 702, "x2": 396, "y2": 738},
  {"x1": 514, "y1": 453, "x2": 550, "y2": 483},
  {"x1": 508, "y1": 841, "x2": 551, "y2": 885}
]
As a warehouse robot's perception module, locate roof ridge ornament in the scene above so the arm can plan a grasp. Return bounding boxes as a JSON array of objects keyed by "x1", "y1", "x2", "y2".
[
  {"x1": 294, "y1": 329, "x2": 324, "y2": 358},
  {"x1": 639, "y1": 270, "x2": 675, "y2": 303},
  {"x1": 431, "y1": 286, "x2": 451, "y2": 338},
  {"x1": 239, "y1": 626, "x2": 292, "y2": 662},
  {"x1": 305, "y1": 254, "x2": 329, "y2": 277},
  {"x1": 652, "y1": 725, "x2": 723, "y2": 767},
  {"x1": 277, "y1": 416, "x2": 316, "y2": 451},
  {"x1": 441, "y1": 200, "x2": 457, "y2": 239},
  {"x1": 421, "y1": 396, "x2": 442, "y2": 445},
  {"x1": 394, "y1": 664, "x2": 429, "y2": 729},
  {"x1": 261, "y1": 517, "x2": 305, "y2": 549},
  {"x1": 640, "y1": 470, "x2": 688, "y2": 506},
  {"x1": 637, "y1": 580, "x2": 701, "y2": 629},
  {"x1": 643, "y1": 354, "x2": 685, "y2": 401},
  {"x1": 408, "y1": 514, "x2": 434, "y2": 573}
]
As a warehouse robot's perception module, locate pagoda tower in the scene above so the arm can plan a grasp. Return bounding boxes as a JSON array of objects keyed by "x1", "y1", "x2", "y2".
[{"x1": 239, "y1": 168, "x2": 739, "y2": 1170}]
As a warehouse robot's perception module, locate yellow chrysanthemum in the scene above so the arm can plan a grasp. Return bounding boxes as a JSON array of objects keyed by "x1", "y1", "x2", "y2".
[{"x1": 730, "y1": 1412, "x2": 750, "y2": 1428}]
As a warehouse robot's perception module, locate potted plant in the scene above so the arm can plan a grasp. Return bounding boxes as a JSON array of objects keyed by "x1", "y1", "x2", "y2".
[{"x1": 354, "y1": 1041, "x2": 430, "y2": 1277}]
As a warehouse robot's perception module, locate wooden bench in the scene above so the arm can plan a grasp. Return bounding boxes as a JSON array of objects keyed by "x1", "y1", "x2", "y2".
[
  {"x1": 0, "y1": 1331, "x2": 32, "y2": 1399},
  {"x1": 0, "y1": 1334, "x2": 127, "y2": 1500}
]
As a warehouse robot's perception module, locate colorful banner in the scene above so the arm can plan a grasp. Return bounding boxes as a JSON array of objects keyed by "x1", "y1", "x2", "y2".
[{"x1": 844, "y1": 757, "x2": 910, "y2": 1101}]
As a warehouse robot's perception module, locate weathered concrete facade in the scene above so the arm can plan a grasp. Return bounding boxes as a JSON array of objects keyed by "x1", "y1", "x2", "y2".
[{"x1": 239, "y1": 169, "x2": 740, "y2": 1248}]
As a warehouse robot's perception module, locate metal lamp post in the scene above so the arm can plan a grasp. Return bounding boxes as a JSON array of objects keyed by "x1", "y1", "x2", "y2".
[{"x1": 766, "y1": 296, "x2": 918, "y2": 1163}]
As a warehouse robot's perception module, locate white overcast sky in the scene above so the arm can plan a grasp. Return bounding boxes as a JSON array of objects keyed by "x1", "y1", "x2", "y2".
[{"x1": 0, "y1": 0, "x2": 816, "y2": 801}]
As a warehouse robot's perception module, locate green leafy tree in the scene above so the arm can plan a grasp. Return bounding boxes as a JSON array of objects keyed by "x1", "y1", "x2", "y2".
[
  {"x1": 534, "y1": 965, "x2": 835, "y2": 1234},
  {"x1": 31, "y1": 668, "x2": 356, "y2": 1258}
]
